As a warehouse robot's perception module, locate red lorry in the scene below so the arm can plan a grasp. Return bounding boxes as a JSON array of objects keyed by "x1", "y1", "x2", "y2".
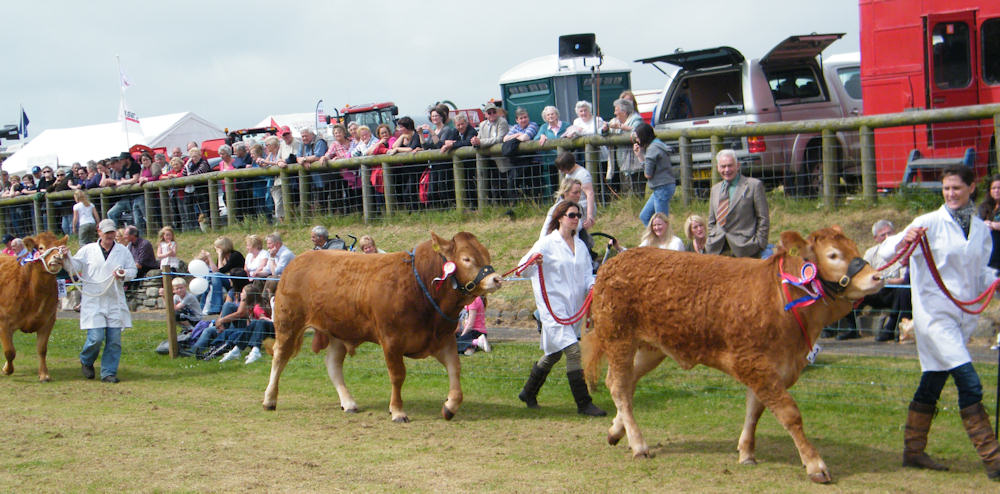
[{"x1": 860, "y1": 0, "x2": 1000, "y2": 188}]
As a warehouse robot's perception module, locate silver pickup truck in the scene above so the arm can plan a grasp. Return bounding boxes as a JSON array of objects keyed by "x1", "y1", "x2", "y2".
[{"x1": 637, "y1": 34, "x2": 861, "y2": 197}]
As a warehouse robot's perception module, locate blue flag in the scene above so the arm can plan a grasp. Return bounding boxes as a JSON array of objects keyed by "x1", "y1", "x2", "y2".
[{"x1": 19, "y1": 107, "x2": 29, "y2": 139}]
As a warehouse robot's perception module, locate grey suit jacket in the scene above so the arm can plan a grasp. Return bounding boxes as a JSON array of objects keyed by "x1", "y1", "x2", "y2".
[{"x1": 706, "y1": 175, "x2": 770, "y2": 257}]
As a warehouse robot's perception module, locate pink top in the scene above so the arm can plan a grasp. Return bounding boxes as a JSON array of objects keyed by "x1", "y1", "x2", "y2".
[{"x1": 464, "y1": 297, "x2": 486, "y2": 333}]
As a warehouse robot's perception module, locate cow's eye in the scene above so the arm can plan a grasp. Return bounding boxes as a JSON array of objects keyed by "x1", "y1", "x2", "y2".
[{"x1": 462, "y1": 257, "x2": 471, "y2": 263}]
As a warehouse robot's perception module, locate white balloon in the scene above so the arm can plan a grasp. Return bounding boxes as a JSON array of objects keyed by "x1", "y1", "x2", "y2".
[
  {"x1": 188, "y1": 277, "x2": 209, "y2": 296},
  {"x1": 188, "y1": 259, "x2": 210, "y2": 277}
]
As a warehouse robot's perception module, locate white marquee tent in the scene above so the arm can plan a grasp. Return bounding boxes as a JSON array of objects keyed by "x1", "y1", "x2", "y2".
[{"x1": 2, "y1": 112, "x2": 225, "y2": 174}]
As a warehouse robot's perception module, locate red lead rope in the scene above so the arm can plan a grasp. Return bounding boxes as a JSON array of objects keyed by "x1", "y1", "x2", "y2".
[
  {"x1": 880, "y1": 232, "x2": 999, "y2": 315},
  {"x1": 507, "y1": 253, "x2": 594, "y2": 326}
]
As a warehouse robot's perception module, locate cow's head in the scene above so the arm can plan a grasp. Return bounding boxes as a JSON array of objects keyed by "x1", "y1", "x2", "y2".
[
  {"x1": 431, "y1": 231, "x2": 503, "y2": 296},
  {"x1": 23, "y1": 232, "x2": 69, "y2": 275},
  {"x1": 777, "y1": 226, "x2": 882, "y2": 300}
]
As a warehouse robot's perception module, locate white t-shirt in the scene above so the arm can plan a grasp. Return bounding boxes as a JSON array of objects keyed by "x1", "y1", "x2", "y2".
[
  {"x1": 158, "y1": 241, "x2": 179, "y2": 269},
  {"x1": 640, "y1": 235, "x2": 685, "y2": 251},
  {"x1": 73, "y1": 202, "x2": 96, "y2": 226}
]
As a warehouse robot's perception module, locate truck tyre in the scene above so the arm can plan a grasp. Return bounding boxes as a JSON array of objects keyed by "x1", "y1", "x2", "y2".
[{"x1": 793, "y1": 145, "x2": 823, "y2": 199}]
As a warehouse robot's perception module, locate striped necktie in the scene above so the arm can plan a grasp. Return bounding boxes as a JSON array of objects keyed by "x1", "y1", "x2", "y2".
[{"x1": 717, "y1": 184, "x2": 730, "y2": 227}]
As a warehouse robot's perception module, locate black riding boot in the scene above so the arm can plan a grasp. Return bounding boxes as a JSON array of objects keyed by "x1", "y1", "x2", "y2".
[
  {"x1": 518, "y1": 363, "x2": 550, "y2": 409},
  {"x1": 567, "y1": 369, "x2": 606, "y2": 417}
]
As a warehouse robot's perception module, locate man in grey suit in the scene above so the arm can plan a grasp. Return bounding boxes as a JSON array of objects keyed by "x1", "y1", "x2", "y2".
[{"x1": 706, "y1": 149, "x2": 770, "y2": 257}]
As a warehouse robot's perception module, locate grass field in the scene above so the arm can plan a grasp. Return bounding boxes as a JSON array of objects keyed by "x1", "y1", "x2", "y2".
[{"x1": 2, "y1": 320, "x2": 998, "y2": 492}]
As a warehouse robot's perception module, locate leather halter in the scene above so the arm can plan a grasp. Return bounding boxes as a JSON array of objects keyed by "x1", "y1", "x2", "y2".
[
  {"x1": 819, "y1": 257, "x2": 868, "y2": 296},
  {"x1": 406, "y1": 249, "x2": 495, "y2": 322}
]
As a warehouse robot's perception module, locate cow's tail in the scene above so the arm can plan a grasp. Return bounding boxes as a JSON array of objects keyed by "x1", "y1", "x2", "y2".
[{"x1": 581, "y1": 330, "x2": 605, "y2": 392}]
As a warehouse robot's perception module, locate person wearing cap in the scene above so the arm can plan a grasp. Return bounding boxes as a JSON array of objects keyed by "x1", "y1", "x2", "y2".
[
  {"x1": 61, "y1": 218, "x2": 136, "y2": 384},
  {"x1": 31, "y1": 166, "x2": 42, "y2": 183},
  {"x1": 470, "y1": 101, "x2": 512, "y2": 204}
]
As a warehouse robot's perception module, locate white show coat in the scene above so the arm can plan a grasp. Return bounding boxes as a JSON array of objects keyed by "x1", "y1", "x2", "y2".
[
  {"x1": 887, "y1": 205, "x2": 997, "y2": 371},
  {"x1": 519, "y1": 231, "x2": 595, "y2": 355},
  {"x1": 65, "y1": 242, "x2": 137, "y2": 330}
]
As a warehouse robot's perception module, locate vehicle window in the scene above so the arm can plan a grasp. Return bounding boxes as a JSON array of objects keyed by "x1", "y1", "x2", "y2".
[
  {"x1": 931, "y1": 22, "x2": 972, "y2": 89},
  {"x1": 837, "y1": 67, "x2": 862, "y2": 100},
  {"x1": 767, "y1": 67, "x2": 824, "y2": 102},
  {"x1": 983, "y1": 18, "x2": 1000, "y2": 85}
]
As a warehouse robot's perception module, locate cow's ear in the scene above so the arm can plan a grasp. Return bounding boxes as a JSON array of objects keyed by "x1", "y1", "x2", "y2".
[
  {"x1": 22, "y1": 236, "x2": 37, "y2": 251},
  {"x1": 59, "y1": 235, "x2": 68, "y2": 246},
  {"x1": 830, "y1": 225, "x2": 844, "y2": 234},
  {"x1": 430, "y1": 231, "x2": 454, "y2": 256},
  {"x1": 778, "y1": 231, "x2": 814, "y2": 261}
]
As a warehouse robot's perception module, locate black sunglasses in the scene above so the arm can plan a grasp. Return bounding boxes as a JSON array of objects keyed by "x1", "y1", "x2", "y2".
[{"x1": 566, "y1": 212, "x2": 582, "y2": 219}]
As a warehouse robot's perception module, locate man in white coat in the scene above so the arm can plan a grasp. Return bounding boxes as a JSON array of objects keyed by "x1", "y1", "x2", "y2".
[
  {"x1": 888, "y1": 165, "x2": 1000, "y2": 480},
  {"x1": 61, "y1": 219, "x2": 136, "y2": 383}
]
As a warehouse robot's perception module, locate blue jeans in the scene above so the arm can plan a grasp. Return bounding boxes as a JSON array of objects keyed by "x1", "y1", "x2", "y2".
[
  {"x1": 639, "y1": 183, "x2": 676, "y2": 227},
  {"x1": 913, "y1": 362, "x2": 984, "y2": 409},
  {"x1": 205, "y1": 274, "x2": 231, "y2": 314},
  {"x1": 190, "y1": 302, "x2": 241, "y2": 353},
  {"x1": 80, "y1": 327, "x2": 122, "y2": 378},
  {"x1": 108, "y1": 196, "x2": 145, "y2": 231}
]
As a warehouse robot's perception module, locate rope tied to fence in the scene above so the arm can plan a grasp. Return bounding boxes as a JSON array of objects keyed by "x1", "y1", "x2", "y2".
[
  {"x1": 881, "y1": 230, "x2": 999, "y2": 315},
  {"x1": 505, "y1": 253, "x2": 593, "y2": 327}
]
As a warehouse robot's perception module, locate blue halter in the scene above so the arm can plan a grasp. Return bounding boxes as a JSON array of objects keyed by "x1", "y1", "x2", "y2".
[{"x1": 407, "y1": 249, "x2": 458, "y2": 323}]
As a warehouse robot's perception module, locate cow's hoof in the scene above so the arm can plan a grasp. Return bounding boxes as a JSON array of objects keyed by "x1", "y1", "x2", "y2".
[
  {"x1": 392, "y1": 415, "x2": 410, "y2": 424},
  {"x1": 341, "y1": 406, "x2": 358, "y2": 414},
  {"x1": 607, "y1": 433, "x2": 622, "y2": 446},
  {"x1": 739, "y1": 458, "x2": 757, "y2": 466},
  {"x1": 441, "y1": 406, "x2": 455, "y2": 421},
  {"x1": 632, "y1": 450, "x2": 651, "y2": 459},
  {"x1": 2, "y1": 365, "x2": 12, "y2": 376},
  {"x1": 263, "y1": 403, "x2": 276, "y2": 411},
  {"x1": 39, "y1": 375, "x2": 51, "y2": 383},
  {"x1": 809, "y1": 471, "x2": 832, "y2": 484}
]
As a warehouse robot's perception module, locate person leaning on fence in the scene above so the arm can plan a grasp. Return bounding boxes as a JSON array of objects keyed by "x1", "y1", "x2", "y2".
[
  {"x1": 608, "y1": 98, "x2": 645, "y2": 196},
  {"x1": 503, "y1": 107, "x2": 539, "y2": 197},
  {"x1": 470, "y1": 100, "x2": 511, "y2": 204},
  {"x1": 887, "y1": 165, "x2": 1000, "y2": 480},
  {"x1": 61, "y1": 219, "x2": 136, "y2": 384},
  {"x1": 72, "y1": 189, "x2": 100, "y2": 245},
  {"x1": 107, "y1": 152, "x2": 146, "y2": 232},
  {"x1": 386, "y1": 117, "x2": 423, "y2": 209},
  {"x1": 258, "y1": 136, "x2": 287, "y2": 222},
  {"x1": 297, "y1": 127, "x2": 330, "y2": 213},
  {"x1": 421, "y1": 104, "x2": 459, "y2": 208},
  {"x1": 706, "y1": 148, "x2": 769, "y2": 258},
  {"x1": 517, "y1": 201, "x2": 605, "y2": 417},
  {"x1": 634, "y1": 122, "x2": 677, "y2": 228},
  {"x1": 324, "y1": 124, "x2": 362, "y2": 213},
  {"x1": 536, "y1": 105, "x2": 577, "y2": 197}
]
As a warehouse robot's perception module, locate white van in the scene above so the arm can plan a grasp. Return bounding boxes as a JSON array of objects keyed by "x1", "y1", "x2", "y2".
[{"x1": 637, "y1": 34, "x2": 861, "y2": 196}]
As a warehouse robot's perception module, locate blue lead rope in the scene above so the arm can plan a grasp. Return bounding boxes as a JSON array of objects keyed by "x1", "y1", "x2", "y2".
[{"x1": 407, "y1": 249, "x2": 458, "y2": 323}]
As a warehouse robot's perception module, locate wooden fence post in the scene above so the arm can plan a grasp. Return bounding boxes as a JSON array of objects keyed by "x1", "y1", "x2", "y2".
[
  {"x1": 158, "y1": 187, "x2": 170, "y2": 231},
  {"x1": 143, "y1": 187, "x2": 154, "y2": 236},
  {"x1": 279, "y1": 169, "x2": 291, "y2": 221},
  {"x1": 821, "y1": 129, "x2": 836, "y2": 210},
  {"x1": 382, "y1": 164, "x2": 395, "y2": 216},
  {"x1": 161, "y1": 267, "x2": 179, "y2": 358},
  {"x1": 100, "y1": 193, "x2": 109, "y2": 221},
  {"x1": 585, "y1": 143, "x2": 601, "y2": 206},
  {"x1": 475, "y1": 152, "x2": 487, "y2": 211},
  {"x1": 678, "y1": 135, "x2": 693, "y2": 206},
  {"x1": 359, "y1": 164, "x2": 371, "y2": 223},
  {"x1": 710, "y1": 135, "x2": 723, "y2": 184},
  {"x1": 32, "y1": 196, "x2": 42, "y2": 235},
  {"x1": 224, "y1": 179, "x2": 235, "y2": 228},
  {"x1": 298, "y1": 168, "x2": 308, "y2": 219},
  {"x1": 207, "y1": 179, "x2": 219, "y2": 230},
  {"x1": 452, "y1": 155, "x2": 465, "y2": 214},
  {"x1": 860, "y1": 125, "x2": 876, "y2": 204},
  {"x1": 44, "y1": 195, "x2": 55, "y2": 233}
]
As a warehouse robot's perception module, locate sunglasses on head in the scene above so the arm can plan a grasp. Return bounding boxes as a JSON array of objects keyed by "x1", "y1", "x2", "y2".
[{"x1": 566, "y1": 212, "x2": 582, "y2": 219}]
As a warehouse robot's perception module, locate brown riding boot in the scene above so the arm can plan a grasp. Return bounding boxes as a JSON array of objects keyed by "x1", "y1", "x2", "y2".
[
  {"x1": 903, "y1": 401, "x2": 949, "y2": 471},
  {"x1": 960, "y1": 402, "x2": 1000, "y2": 480}
]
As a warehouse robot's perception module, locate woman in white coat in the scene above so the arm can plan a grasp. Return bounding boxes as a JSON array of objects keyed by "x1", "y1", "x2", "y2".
[
  {"x1": 61, "y1": 219, "x2": 136, "y2": 383},
  {"x1": 517, "y1": 201, "x2": 605, "y2": 416},
  {"x1": 891, "y1": 166, "x2": 1000, "y2": 479}
]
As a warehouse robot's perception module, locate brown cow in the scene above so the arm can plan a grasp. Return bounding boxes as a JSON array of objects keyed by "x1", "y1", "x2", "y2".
[
  {"x1": 0, "y1": 232, "x2": 68, "y2": 382},
  {"x1": 583, "y1": 227, "x2": 883, "y2": 483},
  {"x1": 262, "y1": 232, "x2": 503, "y2": 422}
]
